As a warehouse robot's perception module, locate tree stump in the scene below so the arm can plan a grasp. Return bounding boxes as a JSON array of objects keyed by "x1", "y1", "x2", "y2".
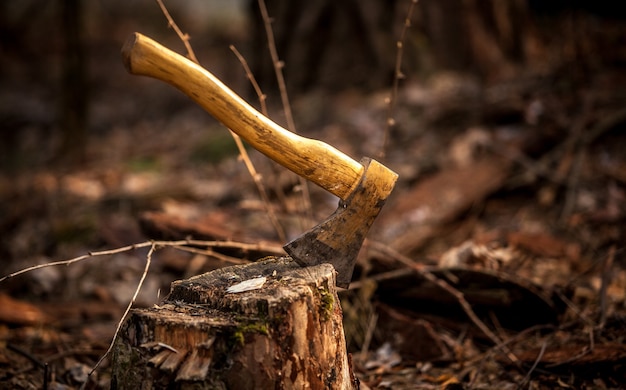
[{"x1": 111, "y1": 256, "x2": 357, "y2": 389}]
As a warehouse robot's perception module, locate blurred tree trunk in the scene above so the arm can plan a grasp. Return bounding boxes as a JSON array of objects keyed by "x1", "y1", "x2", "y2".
[
  {"x1": 58, "y1": 0, "x2": 87, "y2": 163},
  {"x1": 248, "y1": 0, "x2": 400, "y2": 95},
  {"x1": 247, "y1": 0, "x2": 623, "y2": 93},
  {"x1": 247, "y1": 0, "x2": 536, "y2": 94},
  {"x1": 420, "y1": 0, "x2": 471, "y2": 72},
  {"x1": 420, "y1": 0, "x2": 532, "y2": 80}
]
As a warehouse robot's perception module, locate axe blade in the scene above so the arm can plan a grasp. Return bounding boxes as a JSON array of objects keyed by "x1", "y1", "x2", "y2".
[{"x1": 284, "y1": 158, "x2": 397, "y2": 288}]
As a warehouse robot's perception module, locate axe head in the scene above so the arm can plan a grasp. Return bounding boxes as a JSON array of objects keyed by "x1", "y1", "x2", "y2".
[{"x1": 284, "y1": 158, "x2": 398, "y2": 288}]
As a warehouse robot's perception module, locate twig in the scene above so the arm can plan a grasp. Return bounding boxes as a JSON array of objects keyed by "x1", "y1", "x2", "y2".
[
  {"x1": 559, "y1": 141, "x2": 585, "y2": 223},
  {"x1": 518, "y1": 340, "x2": 547, "y2": 389},
  {"x1": 547, "y1": 326, "x2": 595, "y2": 369},
  {"x1": 366, "y1": 240, "x2": 519, "y2": 363},
  {"x1": 256, "y1": 0, "x2": 295, "y2": 134},
  {"x1": 230, "y1": 44, "x2": 292, "y2": 215},
  {"x1": 553, "y1": 288, "x2": 595, "y2": 327},
  {"x1": 561, "y1": 107, "x2": 626, "y2": 222},
  {"x1": 257, "y1": 0, "x2": 313, "y2": 225},
  {"x1": 228, "y1": 45, "x2": 287, "y2": 242},
  {"x1": 230, "y1": 45, "x2": 268, "y2": 115},
  {"x1": 491, "y1": 146, "x2": 564, "y2": 186},
  {"x1": 500, "y1": 104, "x2": 626, "y2": 191},
  {"x1": 467, "y1": 324, "x2": 555, "y2": 388},
  {"x1": 424, "y1": 271, "x2": 518, "y2": 363},
  {"x1": 466, "y1": 323, "x2": 555, "y2": 369},
  {"x1": 7, "y1": 343, "x2": 49, "y2": 390},
  {"x1": 155, "y1": 0, "x2": 286, "y2": 242},
  {"x1": 598, "y1": 245, "x2": 615, "y2": 328},
  {"x1": 360, "y1": 312, "x2": 378, "y2": 358},
  {"x1": 348, "y1": 267, "x2": 419, "y2": 289},
  {"x1": 488, "y1": 310, "x2": 509, "y2": 344},
  {"x1": 231, "y1": 130, "x2": 287, "y2": 242},
  {"x1": 0, "y1": 243, "x2": 146, "y2": 282},
  {"x1": 380, "y1": 0, "x2": 418, "y2": 161},
  {"x1": 154, "y1": 0, "x2": 198, "y2": 63},
  {"x1": 86, "y1": 243, "x2": 157, "y2": 378},
  {"x1": 0, "y1": 239, "x2": 284, "y2": 283},
  {"x1": 181, "y1": 238, "x2": 285, "y2": 254},
  {"x1": 172, "y1": 244, "x2": 251, "y2": 265}
]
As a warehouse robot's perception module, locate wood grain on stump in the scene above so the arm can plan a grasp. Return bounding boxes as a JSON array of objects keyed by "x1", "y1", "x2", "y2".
[{"x1": 111, "y1": 256, "x2": 356, "y2": 389}]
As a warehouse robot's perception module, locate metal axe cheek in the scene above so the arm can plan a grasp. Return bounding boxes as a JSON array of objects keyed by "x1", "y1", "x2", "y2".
[{"x1": 122, "y1": 33, "x2": 398, "y2": 288}]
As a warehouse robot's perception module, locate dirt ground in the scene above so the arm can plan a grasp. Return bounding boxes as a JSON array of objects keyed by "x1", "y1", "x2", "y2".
[{"x1": 1, "y1": 2, "x2": 626, "y2": 389}]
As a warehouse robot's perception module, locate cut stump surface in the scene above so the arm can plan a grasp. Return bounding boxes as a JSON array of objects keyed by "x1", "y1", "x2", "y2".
[{"x1": 111, "y1": 256, "x2": 356, "y2": 389}]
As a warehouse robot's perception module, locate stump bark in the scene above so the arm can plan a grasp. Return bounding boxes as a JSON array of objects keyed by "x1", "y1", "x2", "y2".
[{"x1": 111, "y1": 256, "x2": 357, "y2": 389}]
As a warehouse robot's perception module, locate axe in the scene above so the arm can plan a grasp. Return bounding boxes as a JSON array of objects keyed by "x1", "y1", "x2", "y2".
[{"x1": 122, "y1": 33, "x2": 398, "y2": 288}]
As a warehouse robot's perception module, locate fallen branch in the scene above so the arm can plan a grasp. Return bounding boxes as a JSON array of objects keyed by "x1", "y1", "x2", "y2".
[
  {"x1": 0, "y1": 239, "x2": 284, "y2": 283},
  {"x1": 364, "y1": 240, "x2": 520, "y2": 363}
]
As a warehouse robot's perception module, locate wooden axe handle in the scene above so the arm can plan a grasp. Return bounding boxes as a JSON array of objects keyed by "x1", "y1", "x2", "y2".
[{"x1": 122, "y1": 33, "x2": 364, "y2": 200}]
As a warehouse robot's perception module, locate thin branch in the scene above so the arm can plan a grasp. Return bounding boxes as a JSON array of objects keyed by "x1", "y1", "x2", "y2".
[
  {"x1": 86, "y1": 242, "x2": 157, "y2": 380},
  {"x1": 230, "y1": 45, "x2": 268, "y2": 115},
  {"x1": 228, "y1": 45, "x2": 287, "y2": 242},
  {"x1": 182, "y1": 238, "x2": 285, "y2": 253},
  {"x1": 154, "y1": 0, "x2": 198, "y2": 63},
  {"x1": 380, "y1": 0, "x2": 418, "y2": 161},
  {"x1": 257, "y1": 0, "x2": 313, "y2": 224},
  {"x1": 366, "y1": 240, "x2": 519, "y2": 363},
  {"x1": 466, "y1": 323, "x2": 555, "y2": 378},
  {"x1": 172, "y1": 245, "x2": 250, "y2": 265},
  {"x1": 256, "y1": 0, "x2": 296, "y2": 133},
  {"x1": 231, "y1": 130, "x2": 287, "y2": 242},
  {"x1": 155, "y1": 0, "x2": 287, "y2": 242},
  {"x1": 7, "y1": 343, "x2": 48, "y2": 388},
  {"x1": 553, "y1": 288, "x2": 595, "y2": 327},
  {"x1": 0, "y1": 239, "x2": 285, "y2": 283},
  {"x1": 360, "y1": 312, "x2": 378, "y2": 358},
  {"x1": 0, "y1": 243, "x2": 148, "y2": 282},
  {"x1": 518, "y1": 340, "x2": 547, "y2": 389},
  {"x1": 421, "y1": 270, "x2": 518, "y2": 363},
  {"x1": 230, "y1": 44, "x2": 292, "y2": 216},
  {"x1": 546, "y1": 327, "x2": 595, "y2": 369},
  {"x1": 598, "y1": 245, "x2": 615, "y2": 328}
]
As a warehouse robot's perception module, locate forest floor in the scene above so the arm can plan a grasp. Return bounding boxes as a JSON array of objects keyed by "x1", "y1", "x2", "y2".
[{"x1": 2, "y1": 5, "x2": 626, "y2": 390}]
